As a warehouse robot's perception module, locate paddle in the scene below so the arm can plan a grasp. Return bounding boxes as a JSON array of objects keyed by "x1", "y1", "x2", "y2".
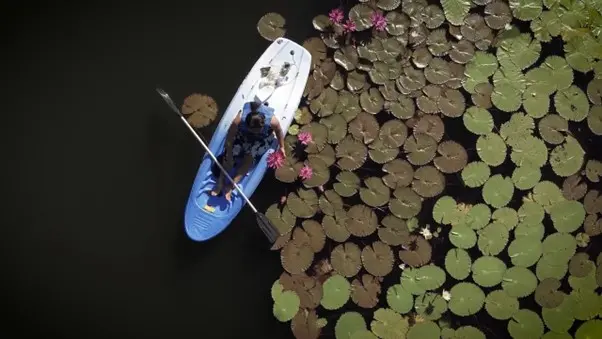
[{"x1": 156, "y1": 87, "x2": 280, "y2": 244}]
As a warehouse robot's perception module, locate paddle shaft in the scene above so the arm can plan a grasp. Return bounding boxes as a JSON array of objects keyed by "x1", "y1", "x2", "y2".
[{"x1": 157, "y1": 89, "x2": 259, "y2": 213}]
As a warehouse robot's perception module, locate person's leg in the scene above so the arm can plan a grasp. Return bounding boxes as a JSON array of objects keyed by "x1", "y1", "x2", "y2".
[
  {"x1": 223, "y1": 154, "x2": 254, "y2": 202},
  {"x1": 211, "y1": 153, "x2": 233, "y2": 196}
]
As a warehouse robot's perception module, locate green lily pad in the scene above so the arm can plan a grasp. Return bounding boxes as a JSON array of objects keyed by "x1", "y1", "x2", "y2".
[
  {"x1": 449, "y1": 282, "x2": 485, "y2": 316},
  {"x1": 454, "y1": 326, "x2": 486, "y2": 339},
  {"x1": 512, "y1": 165, "x2": 542, "y2": 190},
  {"x1": 502, "y1": 266, "x2": 538, "y2": 298},
  {"x1": 466, "y1": 203, "x2": 492, "y2": 230},
  {"x1": 492, "y1": 207, "x2": 519, "y2": 231},
  {"x1": 539, "y1": 114, "x2": 568, "y2": 145},
  {"x1": 449, "y1": 224, "x2": 477, "y2": 249},
  {"x1": 514, "y1": 221, "x2": 545, "y2": 240},
  {"x1": 386, "y1": 284, "x2": 414, "y2": 314},
  {"x1": 415, "y1": 264, "x2": 446, "y2": 291},
  {"x1": 508, "y1": 309, "x2": 544, "y2": 339},
  {"x1": 477, "y1": 133, "x2": 507, "y2": 167},
  {"x1": 532, "y1": 181, "x2": 566, "y2": 213},
  {"x1": 542, "y1": 297, "x2": 574, "y2": 333},
  {"x1": 335, "y1": 312, "x2": 367, "y2": 339},
  {"x1": 461, "y1": 161, "x2": 491, "y2": 188},
  {"x1": 550, "y1": 136, "x2": 586, "y2": 177},
  {"x1": 463, "y1": 106, "x2": 494, "y2": 135},
  {"x1": 518, "y1": 201, "x2": 545, "y2": 225},
  {"x1": 273, "y1": 290, "x2": 300, "y2": 322},
  {"x1": 549, "y1": 200, "x2": 586, "y2": 233},
  {"x1": 433, "y1": 196, "x2": 458, "y2": 225},
  {"x1": 575, "y1": 319, "x2": 602, "y2": 339},
  {"x1": 482, "y1": 175, "x2": 514, "y2": 208},
  {"x1": 445, "y1": 248, "x2": 472, "y2": 280},
  {"x1": 472, "y1": 256, "x2": 507, "y2": 287},
  {"x1": 510, "y1": 136, "x2": 548, "y2": 169},
  {"x1": 554, "y1": 85, "x2": 589, "y2": 122},
  {"x1": 485, "y1": 289, "x2": 519, "y2": 320},
  {"x1": 542, "y1": 232, "x2": 577, "y2": 263},
  {"x1": 321, "y1": 275, "x2": 351, "y2": 310},
  {"x1": 370, "y1": 308, "x2": 410, "y2": 339},
  {"x1": 463, "y1": 51, "x2": 498, "y2": 94},
  {"x1": 508, "y1": 236, "x2": 543, "y2": 268},
  {"x1": 478, "y1": 222, "x2": 510, "y2": 256},
  {"x1": 414, "y1": 293, "x2": 448, "y2": 321},
  {"x1": 406, "y1": 320, "x2": 440, "y2": 339}
]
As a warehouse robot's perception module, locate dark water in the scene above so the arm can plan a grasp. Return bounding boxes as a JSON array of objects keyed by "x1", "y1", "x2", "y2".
[{"x1": 1, "y1": 1, "x2": 337, "y2": 338}]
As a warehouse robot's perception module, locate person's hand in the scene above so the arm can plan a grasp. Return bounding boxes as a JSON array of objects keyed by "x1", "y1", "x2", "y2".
[{"x1": 279, "y1": 146, "x2": 287, "y2": 159}]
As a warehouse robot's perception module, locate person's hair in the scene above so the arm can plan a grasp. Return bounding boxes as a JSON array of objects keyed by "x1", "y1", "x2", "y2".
[{"x1": 246, "y1": 102, "x2": 265, "y2": 130}]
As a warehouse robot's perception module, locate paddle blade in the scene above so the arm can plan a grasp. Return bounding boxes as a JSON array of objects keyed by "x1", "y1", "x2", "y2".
[{"x1": 256, "y1": 213, "x2": 279, "y2": 244}]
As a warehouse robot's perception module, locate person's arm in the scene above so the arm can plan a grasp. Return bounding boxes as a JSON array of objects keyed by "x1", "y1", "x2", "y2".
[{"x1": 271, "y1": 116, "x2": 286, "y2": 158}]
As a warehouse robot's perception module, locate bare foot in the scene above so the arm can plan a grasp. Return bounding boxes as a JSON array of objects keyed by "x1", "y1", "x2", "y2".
[{"x1": 224, "y1": 188, "x2": 233, "y2": 202}]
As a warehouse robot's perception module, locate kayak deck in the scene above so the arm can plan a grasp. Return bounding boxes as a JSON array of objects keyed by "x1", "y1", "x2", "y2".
[{"x1": 184, "y1": 38, "x2": 311, "y2": 241}]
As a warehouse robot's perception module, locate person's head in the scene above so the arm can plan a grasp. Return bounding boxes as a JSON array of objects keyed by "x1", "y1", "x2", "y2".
[{"x1": 246, "y1": 102, "x2": 265, "y2": 134}]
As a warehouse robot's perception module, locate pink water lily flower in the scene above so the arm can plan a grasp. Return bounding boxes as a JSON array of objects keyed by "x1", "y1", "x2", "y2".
[
  {"x1": 299, "y1": 164, "x2": 313, "y2": 180},
  {"x1": 371, "y1": 12, "x2": 387, "y2": 32},
  {"x1": 328, "y1": 8, "x2": 344, "y2": 24},
  {"x1": 297, "y1": 131, "x2": 313, "y2": 145},
  {"x1": 267, "y1": 150, "x2": 285, "y2": 169},
  {"x1": 342, "y1": 19, "x2": 356, "y2": 34}
]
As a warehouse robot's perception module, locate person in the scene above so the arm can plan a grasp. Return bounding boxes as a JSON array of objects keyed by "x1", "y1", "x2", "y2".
[{"x1": 211, "y1": 101, "x2": 286, "y2": 201}]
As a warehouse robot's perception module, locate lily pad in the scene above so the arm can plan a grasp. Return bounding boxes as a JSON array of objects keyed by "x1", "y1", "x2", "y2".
[
  {"x1": 362, "y1": 241, "x2": 394, "y2": 277},
  {"x1": 508, "y1": 236, "x2": 543, "y2": 268},
  {"x1": 407, "y1": 320, "x2": 441, "y2": 339},
  {"x1": 257, "y1": 12, "x2": 286, "y2": 41},
  {"x1": 370, "y1": 308, "x2": 410, "y2": 339},
  {"x1": 403, "y1": 133, "x2": 438, "y2": 166},
  {"x1": 549, "y1": 200, "x2": 586, "y2": 233},
  {"x1": 434, "y1": 141, "x2": 468, "y2": 174},
  {"x1": 478, "y1": 222, "x2": 510, "y2": 256},
  {"x1": 550, "y1": 136, "x2": 585, "y2": 177},
  {"x1": 441, "y1": 0, "x2": 471, "y2": 26},
  {"x1": 399, "y1": 235, "x2": 432, "y2": 268},
  {"x1": 389, "y1": 187, "x2": 422, "y2": 219},
  {"x1": 379, "y1": 215, "x2": 411, "y2": 246},
  {"x1": 331, "y1": 243, "x2": 363, "y2": 278},
  {"x1": 336, "y1": 135, "x2": 368, "y2": 171},
  {"x1": 379, "y1": 119, "x2": 408, "y2": 148},
  {"x1": 412, "y1": 166, "x2": 445, "y2": 198},
  {"x1": 323, "y1": 213, "x2": 351, "y2": 243},
  {"x1": 482, "y1": 175, "x2": 514, "y2": 208},
  {"x1": 360, "y1": 177, "x2": 391, "y2": 207},
  {"x1": 414, "y1": 293, "x2": 448, "y2": 321},
  {"x1": 554, "y1": 85, "x2": 589, "y2": 122},
  {"x1": 349, "y1": 112, "x2": 380, "y2": 144},
  {"x1": 508, "y1": 309, "x2": 544, "y2": 339},
  {"x1": 461, "y1": 161, "x2": 491, "y2": 188},
  {"x1": 485, "y1": 290, "x2": 519, "y2": 320},
  {"x1": 472, "y1": 256, "x2": 507, "y2": 287},
  {"x1": 502, "y1": 266, "x2": 538, "y2": 298},
  {"x1": 321, "y1": 275, "x2": 351, "y2": 310},
  {"x1": 360, "y1": 88, "x2": 385, "y2": 114},
  {"x1": 445, "y1": 248, "x2": 472, "y2": 280},
  {"x1": 273, "y1": 290, "x2": 300, "y2": 322},
  {"x1": 386, "y1": 284, "x2": 414, "y2": 314},
  {"x1": 383, "y1": 159, "x2": 414, "y2": 189},
  {"x1": 351, "y1": 274, "x2": 382, "y2": 309},
  {"x1": 477, "y1": 133, "x2": 507, "y2": 167},
  {"x1": 535, "y1": 278, "x2": 565, "y2": 309},
  {"x1": 539, "y1": 114, "x2": 568, "y2": 145},
  {"x1": 346, "y1": 204, "x2": 379, "y2": 238},
  {"x1": 449, "y1": 282, "x2": 485, "y2": 316},
  {"x1": 182, "y1": 93, "x2": 219, "y2": 128},
  {"x1": 334, "y1": 171, "x2": 360, "y2": 197},
  {"x1": 335, "y1": 312, "x2": 367, "y2": 339},
  {"x1": 463, "y1": 106, "x2": 494, "y2": 135},
  {"x1": 449, "y1": 224, "x2": 477, "y2": 249}
]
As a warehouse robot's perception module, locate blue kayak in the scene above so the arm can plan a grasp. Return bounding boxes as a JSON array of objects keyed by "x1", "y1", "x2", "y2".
[{"x1": 184, "y1": 38, "x2": 312, "y2": 241}]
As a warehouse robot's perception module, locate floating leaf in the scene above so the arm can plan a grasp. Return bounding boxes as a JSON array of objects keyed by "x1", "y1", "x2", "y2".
[
  {"x1": 472, "y1": 256, "x2": 507, "y2": 287},
  {"x1": 323, "y1": 213, "x2": 351, "y2": 243},
  {"x1": 445, "y1": 248, "x2": 472, "y2": 280},
  {"x1": 584, "y1": 214, "x2": 602, "y2": 237},
  {"x1": 535, "y1": 278, "x2": 564, "y2": 309},
  {"x1": 334, "y1": 171, "x2": 360, "y2": 197},
  {"x1": 362, "y1": 241, "x2": 394, "y2": 277},
  {"x1": 370, "y1": 308, "x2": 410, "y2": 339},
  {"x1": 585, "y1": 160, "x2": 602, "y2": 183},
  {"x1": 412, "y1": 115, "x2": 445, "y2": 142},
  {"x1": 383, "y1": 159, "x2": 414, "y2": 190},
  {"x1": 379, "y1": 119, "x2": 408, "y2": 148},
  {"x1": 379, "y1": 215, "x2": 411, "y2": 246},
  {"x1": 273, "y1": 290, "x2": 300, "y2": 322},
  {"x1": 433, "y1": 196, "x2": 458, "y2": 225},
  {"x1": 399, "y1": 235, "x2": 432, "y2": 268},
  {"x1": 584, "y1": 190, "x2": 602, "y2": 214},
  {"x1": 349, "y1": 4, "x2": 375, "y2": 31},
  {"x1": 542, "y1": 232, "x2": 577, "y2": 263},
  {"x1": 412, "y1": 166, "x2": 445, "y2": 198},
  {"x1": 542, "y1": 297, "x2": 574, "y2": 333},
  {"x1": 303, "y1": 220, "x2": 326, "y2": 253},
  {"x1": 549, "y1": 200, "x2": 586, "y2": 233},
  {"x1": 321, "y1": 275, "x2": 351, "y2": 310},
  {"x1": 482, "y1": 175, "x2": 514, "y2": 208},
  {"x1": 508, "y1": 236, "x2": 543, "y2": 268},
  {"x1": 331, "y1": 243, "x2": 362, "y2": 278},
  {"x1": 257, "y1": 12, "x2": 286, "y2": 41},
  {"x1": 532, "y1": 181, "x2": 566, "y2": 213},
  {"x1": 291, "y1": 309, "x2": 321, "y2": 339},
  {"x1": 335, "y1": 45, "x2": 359, "y2": 72},
  {"x1": 502, "y1": 266, "x2": 538, "y2": 298},
  {"x1": 466, "y1": 204, "x2": 492, "y2": 230},
  {"x1": 449, "y1": 224, "x2": 477, "y2": 249},
  {"x1": 389, "y1": 187, "x2": 423, "y2": 219},
  {"x1": 286, "y1": 189, "x2": 318, "y2": 218},
  {"x1": 434, "y1": 141, "x2": 468, "y2": 174},
  {"x1": 182, "y1": 93, "x2": 218, "y2": 128},
  {"x1": 386, "y1": 284, "x2": 414, "y2": 314},
  {"x1": 441, "y1": 0, "x2": 471, "y2": 26},
  {"x1": 360, "y1": 88, "x2": 385, "y2": 115},
  {"x1": 463, "y1": 51, "x2": 498, "y2": 94},
  {"x1": 589, "y1": 105, "x2": 602, "y2": 135},
  {"x1": 477, "y1": 133, "x2": 507, "y2": 167},
  {"x1": 404, "y1": 133, "x2": 437, "y2": 166},
  {"x1": 321, "y1": 114, "x2": 348, "y2": 144},
  {"x1": 281, "y1": 238, "x2": 314, "y2": 275},
  {"x1": 415, "y1": 264, "x2": 447, "y2": 291},
  {"x1": 562, "y1": 175, "x2": 588, "y2": 201},
  {"x1": 508, "y1": 309, "x2": 544, "y2": 339},
  {"x1": 360, "y1": 177, "x2": 391, "y2": 207},
  {"x1": 449, "y1": 282, "x2": 485, "y2": 316},
  {"x1": 539, "y1": 114, "x2": 568, "y2": 145},
  {"x1": 463, "y1": 106, "x2": 494, "y2": 135},
  {"x1": 485, "y1": 290, "x2": 519, "y2": 320},
  {"x1": 266, "y1": 203, "x2": 297, "y2": 236},
  {"x1": 351, "y1": 274, "x2": 382, "y2": 309},
  {"x1": 575, "y1": 319, "x2": 602, "y2": 339},
  {"x1": 461, "y1": 161, "x2": 491, "y2": 188},
  {"x1": 554, "y1": 85, "x2": 589, "y2": 122},
  {"x1": 512, "y1": 165, "x2": 541, "y2": 191},
  {"x1": 414, "y1": 293, "x2": 448, "y2": 321},
  {"x1": 335, "y1": 312, "x2": 367, "y2": 339},
  {"x1": 336, "y1": 135, "x2": 368, "y2": 171},
  {"x1": 510, "y1": 136, "x2": 548, "y2": 169},
  {"x1": 406, "y1": 320, "x2": 441, "y2": 339},
  {"x1": 301, "y1": 122, "x2": 328, "y2": 153},
  {"x1": 478, "y1": 222, "x2": 510, "y2": 256}
]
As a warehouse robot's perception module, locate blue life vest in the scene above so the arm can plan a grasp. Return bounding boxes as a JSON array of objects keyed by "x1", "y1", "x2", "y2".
[{"x1": 239, "y1": 102, "x2": 275, "y2": 139}]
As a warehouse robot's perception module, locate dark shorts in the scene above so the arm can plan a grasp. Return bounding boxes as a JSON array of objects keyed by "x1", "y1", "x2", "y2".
[{"x1": 212, "y1": 130, "x2": 275, "y2": 176}]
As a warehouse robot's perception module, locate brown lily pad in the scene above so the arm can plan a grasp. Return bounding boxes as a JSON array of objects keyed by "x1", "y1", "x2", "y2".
[
  {"x1": 461, "y1": 14, "x2": 491, "y2": 43},
  {"x1": 425, "y1": 58, "x2": 452, "y2": 85},
  {"x1": 434, "y1": 141, "x2": 468, "y2": 173},
  {"x1": 379, "y1": 214, "x2": 412, "y2": 246},
  {"x1": 379, "y1": 80, "x2": 401, "y2": 101},
  {"x1": 331, "y1": 242, "x2": 363, "y2": 278},
  {"x1": 412, "y1": 165, "x2": 445, "y2": 198},
  {"x1": 281, "y1": 238, "x2": 315, "y2": 275},
  {"x1": 291, "y1": 309, "x2": 321, "y2": 339},
  {"x1": 361, "y1": 241, "x2": 394, "y2": 277},
  {"x1": 472, "y1": 82, "x2": 493, "y2": 109},
  {"x1": 279, "y1": 272, "x2": 323, "y2": 310},
  {"x1": 379, "y1": 119, "x2": 409, "y2": 148},
  {"x1": 388, "y1": 95, "x2": 416, "y2": 120},
  {"x1": 334, "y1": 45, "x2": 359, "y2": 72},
  {"x1": 322, "y1": 212, "x2": 351, "y2": 243},
  {"x1": 346, "y1": 204, "x2": 379, "y2": 237},
  {"x1": 534, "y1": 278, "x2": 565, "y2": 309},
  {"x1": 562, "y1": 175, "x2": 588, "y2": 201},
  {"x1": 585, "y1": 160, "x2": 602, "y2": 183},
  {"x1": 398, "y1": 67, "x2": 426, "y2": 92},
  {"x1": 182, "y1": 93, "x2": 219, "y2": 128},
  {"x1": 349, "y1": 112, "x2": 380, "y2": 144},
  {"x1": 360, "y1": 87, "x2": 385, "y2": 114},
  {"x1": 584, "y1": 190, "x2": 602, "y2": 214},
  {"x1": 413, "y1": 115, "x2": 445, "y2": 142},
  {"x1": 427, "y1": 28, "x2": 450, "y2": 57},
  {"x1": 450, "y1": 40, "x2": 476, "y2": 64},
  {"x1": 438, "y1": 88, "x2": 466, "y2": 117},
  {"x1": 389, "y1": 187, "x2": 423, "y2": 219},
  {"x1": 404, "y1": 132, "x2": 438, "y2": 166},
  {"x1": 584, "y1": 214, "x2": 602, "y2": 237},
  {"x1": 399, "y1": 235, "x2": 432, "y2": 268},
  {"x1": 383, "y1": 159, "x2": 415, "y2": 189},
  {"x1": 257, "y1": 12, "x2": 286, "y2": 41},
  {"x1": 303, "y1": 220, "x2": 326, "y2": 253},
  {"x1": 569, "y1": 252, "x2": 593, "y2": 278},
  {"x1": 351, "y1": 274, "x2": 383, "y2": 308},
  {"x1": 303, "y1": 37, "x2": 327, "y2": 70},
  {"x1": 413, "y1": 46, "x2": 432, "y2": 68},
  {"x1": 484, "y1": 1, "x2": 512, "y2": 30}
]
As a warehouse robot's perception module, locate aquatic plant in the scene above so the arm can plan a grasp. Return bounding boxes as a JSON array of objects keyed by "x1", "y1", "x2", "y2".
[
  {"x1": 181, "y1": 93, "x2": 218, "y2": 128},
  {"x1": 253, "y1": 0, "x2": 602, "y2": 338},
  {"x1": 267, "y1": 150, "x2": 285, "y2": 169}
]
